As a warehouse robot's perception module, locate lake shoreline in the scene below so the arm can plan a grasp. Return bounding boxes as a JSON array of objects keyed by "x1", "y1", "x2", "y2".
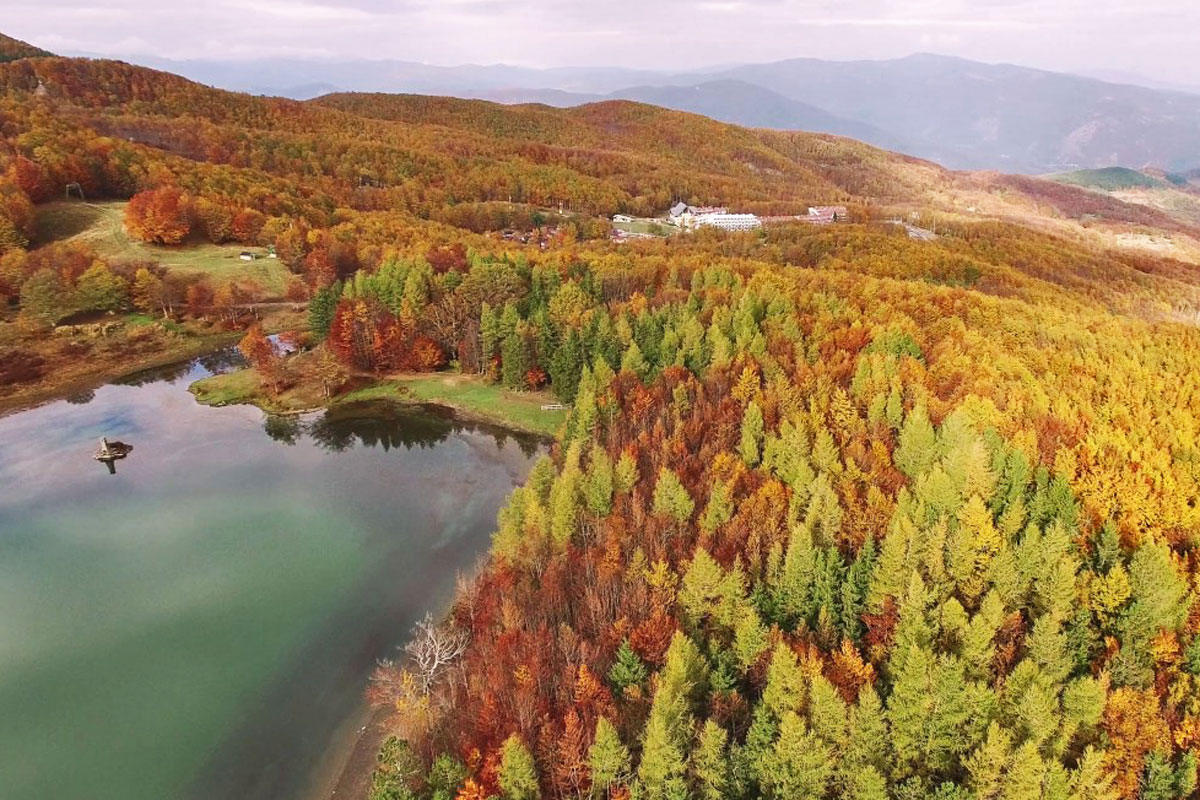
[
  {"x1": 0, "y1": 330, "x2": 242, "y2": 419},
  {"x1": 1, "y1": 340, "x2": 541, "y2": 800},
  {"x1": 190, "y1": 364, "x2": 567, "y2": 438},
  {"x1": 303, "y1": 703, "x2": 391, "y2": 800},
  {"x1": 0, "y1": 308, "x2": 305, "y2": 420}
]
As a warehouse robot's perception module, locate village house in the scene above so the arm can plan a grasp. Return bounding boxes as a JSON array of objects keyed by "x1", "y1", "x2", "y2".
[
  {"x1": 804, "y1": 205, "x2": 849, "y2": 225},
  {"x1": 668, "y1": 203, "x2": 730, "y2": 227}
]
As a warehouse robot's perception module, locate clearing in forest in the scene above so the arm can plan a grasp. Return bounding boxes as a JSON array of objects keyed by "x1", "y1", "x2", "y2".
[{"x1": 34, "y1": 200, "x2": 294, "y2": 297}]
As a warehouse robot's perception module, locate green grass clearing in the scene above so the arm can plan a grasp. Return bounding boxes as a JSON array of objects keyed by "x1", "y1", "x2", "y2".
[
  {"x1": 35, "y1": 201, "x2": 293, "y2": 297},
  {"x1": 346, "y1": 374, "x2": 567, "y2": 436},
  {"x1": 193, "y1": 365, "x2": 567, "y2": 436}
]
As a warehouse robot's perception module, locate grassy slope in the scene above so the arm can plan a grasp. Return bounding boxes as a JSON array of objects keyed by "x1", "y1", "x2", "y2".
[
  {"x1": 1051, "y1": 166, "x2": 1165, "y2": 191},
  {"x1": 1044, "y1": 167, "x2": 1200, "y2": 230},
  {"x1": 35, "y1": 201, "x2": 293, "y2": 296}
]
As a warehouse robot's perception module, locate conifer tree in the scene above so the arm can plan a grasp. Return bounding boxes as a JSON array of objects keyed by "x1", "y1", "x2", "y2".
[
  {"x1": 549, "y1": 328, "x2": 584, "y2": 403},
  {"x1": 620, "y1": 339, "x2": 649, "y2": 382},
  {"x1": 652, "y1": 468, "x2": 694, "y2": 524},
  {"x1": 608, "y1": 639, "x2": 648, "y2": 694},
  {"x1": 895, "y1": 405, "x2": 938, "y2": 480},
  {"x1": 588, "y1": 717, "x2": 631, "y2": 795},
  {"x1": 498, "y1": 735, "x2": 540, "y2": 800},
  {"x1": 691, "y1": 720, "x2": 729, "y2": 800},
  {"x1": 759, "y1": 712, "x2": 833, "y2": 800},
  {"x1": 739, "y1": 400, "x2": 765, "y2": 466},
  {"x1": 614, "y1": 451, "x2": 638, "y2": 495},
  {"x1": 585, "y1": 447, "x2": 614, "y2": 517},
  {"x1": 699, "y1": 480, "x2": 734, "y2": 535},
  {"x1": 308, "y1": 280, "x2": 342, "y2": 340}
]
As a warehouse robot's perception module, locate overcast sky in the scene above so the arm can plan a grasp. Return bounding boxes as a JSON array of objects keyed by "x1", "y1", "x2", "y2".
[{"x1": 4, "y1": 0, "x2": 1199, "y2": 84}]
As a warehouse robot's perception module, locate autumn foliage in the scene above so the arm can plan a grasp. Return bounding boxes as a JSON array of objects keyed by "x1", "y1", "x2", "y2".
[
  {"x1": 125, "y1": 186, "x2": 191, "y2": 245},
  {"x1": 5, "y1": 52, "x2": 1200, "y2": 800}
]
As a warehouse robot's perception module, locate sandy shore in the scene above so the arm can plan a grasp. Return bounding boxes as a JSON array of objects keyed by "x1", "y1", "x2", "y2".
[{"x1": 305, "y1": 704, "x2": 392, "y2": 800}]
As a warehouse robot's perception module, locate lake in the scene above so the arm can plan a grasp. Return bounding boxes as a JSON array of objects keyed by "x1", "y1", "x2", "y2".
[{"x1": 0, "y1": 353, "x2": 543, "y2": 800}]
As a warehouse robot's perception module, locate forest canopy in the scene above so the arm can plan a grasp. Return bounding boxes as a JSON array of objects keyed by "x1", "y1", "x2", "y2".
[{"x1": 3, "y1": 50, "x2": 1200, "y2": 800}]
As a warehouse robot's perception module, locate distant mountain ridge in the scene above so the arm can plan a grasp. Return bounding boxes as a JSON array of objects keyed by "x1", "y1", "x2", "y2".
[{"x1": 33, "y1": 39, "x2": 1200, "y2": 175}]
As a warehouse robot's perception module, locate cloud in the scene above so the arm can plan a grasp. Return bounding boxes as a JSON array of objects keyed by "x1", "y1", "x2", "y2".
[
  {"x1": 229, "y1": 0, "x2": 378, "y2": 21},
  {"x1": 4, "y1": 0, "x2": 1198, "y2": 83}
]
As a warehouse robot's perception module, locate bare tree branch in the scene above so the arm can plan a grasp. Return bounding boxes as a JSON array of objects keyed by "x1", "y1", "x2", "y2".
[{"x1": 404, "y1": 612, "x2": 469, "y2": 695}]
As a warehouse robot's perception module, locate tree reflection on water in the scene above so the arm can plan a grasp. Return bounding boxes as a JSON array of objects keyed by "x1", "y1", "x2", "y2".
[{"x1": 263, "y1": 401, "x2": 542, "y2": 457}]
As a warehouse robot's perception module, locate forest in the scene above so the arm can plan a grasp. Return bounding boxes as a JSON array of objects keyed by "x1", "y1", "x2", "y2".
[{"x1": 3, "y1": 49, "x2": 1200, "y2": 800}]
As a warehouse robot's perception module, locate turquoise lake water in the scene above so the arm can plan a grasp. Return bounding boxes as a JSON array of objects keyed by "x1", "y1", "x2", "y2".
[{"x1": 0, "y1": 355, "x2": 540, "y2": 800}]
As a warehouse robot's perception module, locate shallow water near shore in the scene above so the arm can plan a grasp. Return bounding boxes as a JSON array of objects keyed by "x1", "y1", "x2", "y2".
[{"x1": 0, "y1": 352, "x2": 542, "y2": 800}]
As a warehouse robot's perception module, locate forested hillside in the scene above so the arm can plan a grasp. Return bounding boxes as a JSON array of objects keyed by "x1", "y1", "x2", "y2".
[{"x1": 4, "y1": 51, "x2": 1200, "y2": 800}]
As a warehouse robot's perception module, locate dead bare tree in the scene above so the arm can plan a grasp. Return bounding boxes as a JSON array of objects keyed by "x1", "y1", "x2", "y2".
[{"x1": 405, "y1": 612, "x2": 469, "y2": 695}]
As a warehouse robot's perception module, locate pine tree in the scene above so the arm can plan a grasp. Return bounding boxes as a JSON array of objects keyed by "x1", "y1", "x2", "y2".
[
  {"x1": 585, "y1": 446, "x2": 614, "y2": 516},
  {"x1": 947, "y1": 494, "x2": 1004, "y2": 604},
  {"x1": 759, "y1": 712, "x2": 833, "y2": 800},
  {"x1": 849, "y1": 766, "x2": 889, "y2": 800},
  {"x1": 895, "y1": 405, "x2": 938, "y2": 480},
  {"x1": 480, "y1": 302, "x2": 501, "y2": 370},
  {"x1": 549, "y1": 328, "x2": 584, "y2": 403},
  {"x1": 808, "y1": 672, "x2": 849, "y2": 749},
  {"x1": 679, "y1": 548, "x2": 742, "y2": 633},
  {"x1": 614, "y1": 451, "x2": 638, "y2": 495},
  {"x1": 502, "y1": 323, "x2": 533, "y2": 389},
  {"x1": 549, "y1": 469, "x2": 580, "y2": 549},
  {"x1": 772, "y1": 524, "x2": 815, "y2": 629},
  {"x1": 308, "y1": 280, "x2": 342, "y2": 340},
  {"x1": 699, "y1": 479, "x2": 734, "y2": 535},
  {"x1": 638, "y1": 701, "x2": 689, "y2": 800},
  {"x1": 691, "y1": 720, "x2": 730, "y2": 800},
  {"x1": 739, "y1": 401, "x2": 765, "y2": 466},
  {"x1": 762, "y1": 642, "x2": 806, "y2": 719},
  {"x1": 497, "y1": 735, "x2": 540, "y2": 800},
  {"x1": 620, "y1": 339, "x2": 649, "y2": 381},
  {"x1": 888, "y1": 644, "x2": 975, "y2": 778},
  {"x1": 732, "y1": 606, "x2": 770, "y2": 673},
  {"x1": 844, "y1": 684, "x2": 890, "y2": 777},
  {"x1": 588, "y1": 717, "x2": 631, "y2": 795},
  {"x1": 608, "y1": 639, "x2": 648, "y2": 693},
  {"x1": 652, "y1": 468, "x2": 694, "y2": 524}
]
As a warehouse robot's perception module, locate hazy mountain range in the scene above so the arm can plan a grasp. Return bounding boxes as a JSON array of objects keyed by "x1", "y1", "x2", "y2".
[{"x1": 53, "y1": 50, "x2": 1200, "y2": 175}]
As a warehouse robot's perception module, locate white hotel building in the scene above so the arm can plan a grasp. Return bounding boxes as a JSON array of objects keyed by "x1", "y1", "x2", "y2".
[{"x1": 691, "y1": 212, "x2": 762, "y2": 232}]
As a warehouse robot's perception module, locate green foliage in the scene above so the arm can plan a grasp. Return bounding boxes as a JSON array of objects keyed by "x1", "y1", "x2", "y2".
[
  {"x1": 368, "y1": 737, "x2": 420, "y2": 800},
  {"x1": 895, "y1": 405, "x2": 938, "y2": 480},
  {"x1": 498, "y1": 735, "x2": 540, "y2": 800},
  {"x1": 608, "y1": 639, "x2": 648, "y2": 693},
  {"x1": 308, "y1": 280, "x2": 342, "y2": 340},
  {"x1": 19, "y1": 268, "x2": 71, "y2": 326},
  {"x1": 589, "y1": 717, "x2": 631, "y2": 793},
  {"x1": 426, "y1": 754, "x2": 469, "y2": 800},
  {"x1": 652, "y1": 467, "x2": 694, "y2": 524},
  {"x1": 739, "y1": 401, "x2": 765, "y2": 466},
  {"x1": 74, "y1": 264, "x2": 128, "y2": 312},
  {"x1": 585, "y1": 446, "x2": 614, "y2": 516}
]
